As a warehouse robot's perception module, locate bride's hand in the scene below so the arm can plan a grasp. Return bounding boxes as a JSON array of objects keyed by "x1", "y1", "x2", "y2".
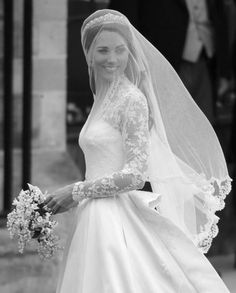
[{"x1": 44, "y1": 185, "x2": 78, "y2": 215}]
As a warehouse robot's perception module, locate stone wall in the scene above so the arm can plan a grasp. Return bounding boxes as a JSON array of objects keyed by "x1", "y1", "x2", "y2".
[
  {"x1": 0, "y1": 0, "x2": 82, "y2": 212},
  {"x1": 0, "y1": 0, "x2": 67, "y2": 150},
  {"x1": 33, "y1": 0, "x2": 67, "y2": 150}
]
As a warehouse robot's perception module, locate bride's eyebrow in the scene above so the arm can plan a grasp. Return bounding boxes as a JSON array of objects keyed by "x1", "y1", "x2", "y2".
[
  {"x1": 96, "y1": 44, "x2": 126, "y2": 49},
  {"x1": 116, "y1": 44, "x2": 126, "y2": 48}
]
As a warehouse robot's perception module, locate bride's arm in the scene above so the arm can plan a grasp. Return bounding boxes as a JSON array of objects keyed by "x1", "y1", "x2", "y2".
[
  {"x1": 72, "y1": 93, "x2": 150, "y2": 202},
  {"x1": 44, "y1": 93, "x2": 149, "y2": 214}
]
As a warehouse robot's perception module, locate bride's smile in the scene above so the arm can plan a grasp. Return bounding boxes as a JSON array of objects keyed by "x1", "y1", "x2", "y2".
[{"x1": 93, "y1": 30, "x2": 129, "y2": 81}]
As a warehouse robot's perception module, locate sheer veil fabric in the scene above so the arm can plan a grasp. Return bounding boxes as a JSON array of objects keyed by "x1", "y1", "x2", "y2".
[{"x1": 79, "y1": 9, "x2": 232, "y2": 254}]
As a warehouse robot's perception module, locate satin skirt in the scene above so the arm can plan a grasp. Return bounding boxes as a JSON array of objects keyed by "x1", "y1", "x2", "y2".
[{"x1": 56, "y1": 190, "x2": 230, "y2": 293}]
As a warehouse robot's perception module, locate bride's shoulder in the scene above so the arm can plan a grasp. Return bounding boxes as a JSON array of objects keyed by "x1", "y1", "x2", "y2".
[{"x1": 118, "y1": 76, "x2": 147, "y2": 105}]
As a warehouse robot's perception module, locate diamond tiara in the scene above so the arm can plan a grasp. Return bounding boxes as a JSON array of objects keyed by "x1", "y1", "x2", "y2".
[{"x1": 82, "y1": 13, "x2": 129, "y2": 34}]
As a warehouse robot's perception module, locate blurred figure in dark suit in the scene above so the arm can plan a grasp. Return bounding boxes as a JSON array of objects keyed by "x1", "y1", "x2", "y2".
[{"x1": 109, "y1": 0, "x2": 231, "y2": 124}]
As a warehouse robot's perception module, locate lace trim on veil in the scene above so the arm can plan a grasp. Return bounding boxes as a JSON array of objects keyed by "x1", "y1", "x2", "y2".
[
  {"x1": 145, "y1": 173, "x2": 232, "y2": 254},
  {"x1": 192, "y1": 175, "x2": 232, "y2": 253}
]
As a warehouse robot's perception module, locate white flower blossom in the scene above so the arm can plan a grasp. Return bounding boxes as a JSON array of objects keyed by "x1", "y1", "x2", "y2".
[{"x1": 6, "y1": 184, "x2": 62, "y2": 259}]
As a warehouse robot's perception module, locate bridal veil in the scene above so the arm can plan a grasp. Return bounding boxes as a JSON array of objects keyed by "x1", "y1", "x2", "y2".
[{"x1": 80, "y1": 9, "x2": 232, "y2": 253}]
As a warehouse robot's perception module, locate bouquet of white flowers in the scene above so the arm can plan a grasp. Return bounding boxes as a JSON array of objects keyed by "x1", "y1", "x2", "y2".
[{"x1": 7, "y1": 184, "x2": 62, "y2": 259}]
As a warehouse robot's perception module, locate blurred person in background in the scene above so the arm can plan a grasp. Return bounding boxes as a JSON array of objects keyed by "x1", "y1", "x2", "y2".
[{"x1": 109, "y1": 0, "x2": 231, "y2": 124}]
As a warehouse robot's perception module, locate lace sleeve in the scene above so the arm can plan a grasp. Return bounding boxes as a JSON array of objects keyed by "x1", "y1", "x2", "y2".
[{"x1": 72, "y1": 93, "x2": 150, "y2": 202}]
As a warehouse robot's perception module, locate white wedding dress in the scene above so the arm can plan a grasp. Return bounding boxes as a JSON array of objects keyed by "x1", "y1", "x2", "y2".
[{"x1": 56, "y1": 77, "x2": 230, "y2": 293}]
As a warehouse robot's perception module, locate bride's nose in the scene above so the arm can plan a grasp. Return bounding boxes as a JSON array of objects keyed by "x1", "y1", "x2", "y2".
[{"x1": 107, "y1": 51, "x2": 117, "y2": 63}]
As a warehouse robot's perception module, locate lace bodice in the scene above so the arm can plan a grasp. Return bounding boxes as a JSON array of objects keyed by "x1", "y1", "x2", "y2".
[{"x1": 72, "y1": 77, "x2": 150, "y2": 202}]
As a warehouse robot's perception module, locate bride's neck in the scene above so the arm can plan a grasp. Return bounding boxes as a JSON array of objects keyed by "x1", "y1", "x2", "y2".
[{"x1": 95, "y1": 74, "x2": 124, "y2": 100}]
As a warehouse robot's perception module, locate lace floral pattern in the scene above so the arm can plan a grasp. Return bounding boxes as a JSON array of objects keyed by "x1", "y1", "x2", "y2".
[
  {"x1": 72, "y1": 78, "x2": 150, "y2": 202},
  {"x1": 192, "y1": 174, "x2": 232, "y2": 253},
  {"x1": 72, "y1": 75, "x2": 232, "y2": 255}
]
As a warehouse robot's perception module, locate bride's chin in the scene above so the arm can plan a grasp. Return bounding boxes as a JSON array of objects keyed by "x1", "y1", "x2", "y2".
[{"x1": 101, "y1": 73, "x2": 118, "y2": 82}]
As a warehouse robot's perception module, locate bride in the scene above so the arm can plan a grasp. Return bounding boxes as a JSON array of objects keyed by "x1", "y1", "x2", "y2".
[{"x1": 45, "y1": 9, "x2": 232, "y2": 292}]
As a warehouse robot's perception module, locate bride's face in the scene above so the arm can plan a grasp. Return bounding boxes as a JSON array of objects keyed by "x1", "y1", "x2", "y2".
[{"x1": 93, "y1": 30, "x2": 129, "y2": 81}]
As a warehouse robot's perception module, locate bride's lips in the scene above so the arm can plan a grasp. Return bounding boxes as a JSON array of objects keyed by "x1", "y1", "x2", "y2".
[{"x1": 103, "y1": 66, "x2": 118, "y2": 73}]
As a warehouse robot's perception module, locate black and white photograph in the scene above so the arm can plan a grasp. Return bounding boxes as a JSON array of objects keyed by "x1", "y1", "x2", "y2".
[{"x1": 0, "y1": 0, "x2": 236, "y2": 292}]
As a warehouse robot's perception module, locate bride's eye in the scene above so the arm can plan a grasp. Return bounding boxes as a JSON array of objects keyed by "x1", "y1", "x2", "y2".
[
  {"x1": 116, "y1": 46, "x2": 126, "y2": 54},
  {"x1": 97, "y1": 48, "x2": 109, "y2": 54}
]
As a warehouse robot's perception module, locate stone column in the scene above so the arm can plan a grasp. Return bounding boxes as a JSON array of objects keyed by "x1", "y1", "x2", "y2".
[
  {"x1": 31, "y1": 0, "x2": 81, "y2": 193},
  {"x1": 33, "y1": 0, "x2": 67, "y2": 150},
  {"x1": 0, "y1": 0, "x2": 81, "y2": 212}
]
